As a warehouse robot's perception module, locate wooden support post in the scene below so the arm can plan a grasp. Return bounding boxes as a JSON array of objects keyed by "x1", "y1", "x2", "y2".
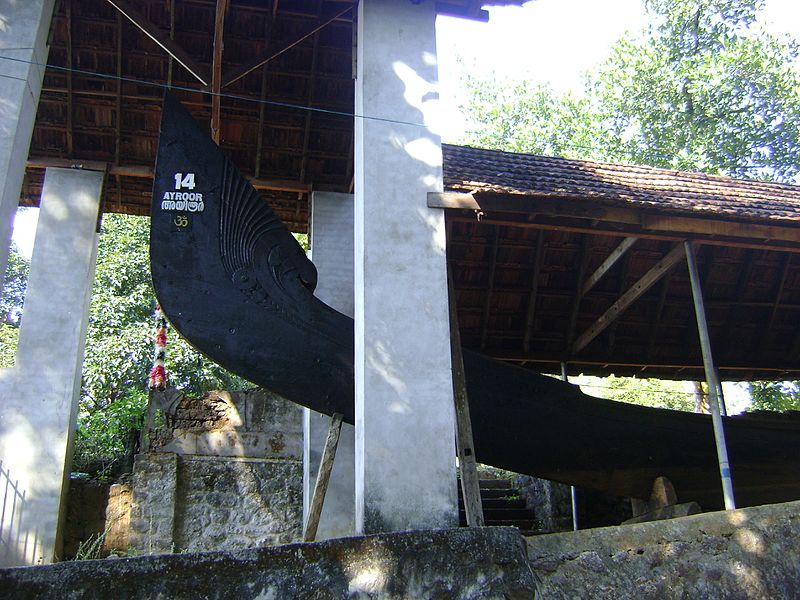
[
  {"x1": 685, "y1": 240, "x2": 736, "y2": 510},
  {"x1": 303, "y1": 412, "x2": 344, "y2": 542},
  {"x1": 561, "y1": 363, "x2": 579, "y2": 532},
  {"x1": 448, "y1": 267, "x2": 485, "y2": 527},
  {"x1": 211, "y1": 0, "x2": 229, "y2": 145}
]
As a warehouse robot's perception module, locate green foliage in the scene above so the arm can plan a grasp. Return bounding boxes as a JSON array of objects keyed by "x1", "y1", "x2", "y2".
[
  {"x1": 576, "y1": 375, "x2": 696, "y2": 411},
  {"x1": 74, "y1": 213, "x2": 250, "y2": 476},
  {"x1": 1, "y1": 243, "x2": 29, "y2": 326},
  {"x1": 461, "y1": 0, "x2": 800, "y2": 183},
  {"x1": 748, "y1": 381, "x2": 800, "y2": 412},
  {"x1": 461, "y1": 78, "x2": 605, "y2": 158},
  {"x1": 592, "y1": 0, "x2": 800, "y2": 180},
  {"x1": 0, "y1": 243, "x2": 30, "y2": 368}
]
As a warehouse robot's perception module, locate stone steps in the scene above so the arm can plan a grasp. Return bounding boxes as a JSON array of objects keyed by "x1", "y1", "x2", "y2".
[{"x1": 458, "y1": 477, "x2": 540, "y2": 533}]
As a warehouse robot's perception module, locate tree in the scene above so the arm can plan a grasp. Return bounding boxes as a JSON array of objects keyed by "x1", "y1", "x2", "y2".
[
  {"x1": 74, "y1": 213, "x2": 250, "y2": 476},
  {"x1": 0, "y1": 243, "x2": 29, "y2": 368},
  {"x1": 591, "y1": 0, "x2": 800, "y2": 180},
  {"x1": 749, "y1": 381, "x2": 800, "y2": 411},
  {"x1": 461, "y1": 0, "x2": 800, "y2": 182}
]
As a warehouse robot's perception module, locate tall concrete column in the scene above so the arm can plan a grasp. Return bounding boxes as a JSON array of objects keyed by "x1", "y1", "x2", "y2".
[
  {"x1": 0, "y1": 168, "x2": 103, "y2": 566},
  {"x1": 303, "y1": 191, "x2": 356, "y2": 540},
  {"x1": 354, "y1": 0, "x2": 457, "y2": 533},
  {"x1": 0, "y1": 0, "x2": 56, "y2": 280}
]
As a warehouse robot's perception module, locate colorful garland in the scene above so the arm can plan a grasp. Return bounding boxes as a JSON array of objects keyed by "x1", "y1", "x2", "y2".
[{"x1": 148, "y1": 304, "x2": 168, "y2": 390}]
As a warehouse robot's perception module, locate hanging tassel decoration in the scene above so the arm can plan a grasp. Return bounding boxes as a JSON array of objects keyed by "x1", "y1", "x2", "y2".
[{"x1": 148, "y1": 304, "x2": 168, "y2": 390}]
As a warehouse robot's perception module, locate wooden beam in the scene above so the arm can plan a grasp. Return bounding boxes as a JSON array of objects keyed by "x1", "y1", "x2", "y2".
[
  {"x1": 428, "y1": 192, "x2": 800, "y2": 250},
  {"x1": 572, "y1": 243, "x2": 686, "y2": 355},
  {"x1": 114, "y1": 8, "x2": 123, "y2": 165},
  {"x1": 565, "y1": 236, "x2": 591, "y2": 352},
  {"x1": 522, "y1": 231, "x2": 545, "y2": 353},
  {"x1": 445, "y1": 214, "x2": 800, "y2": 254},
  {"x1": 581, "y1": 237, "x2": 637, "y2": 297},
  {"x1": 167, "y1": 0, "x2": 176, "y2": 86},
  {"x1": 254, "y1": 64, "x2": 269, "y2": 178},
  {"x1": 606, "y1": 246, "x2": 634, "y2": 354},
  {"x1": 105, "y1": 0, "x2": 210, "y2": 86},
  {"x1": 211, "y1": 0, "x2": 229, "y2": 145},
  {"x1": 302, "y1": 413, "x2": 343, "y2": 542},
  {"x1": 298, "y1": 0, "x2": 324, "y2": 187},
  {"x1": 26, "y1": 159, "x2": 311, "y2": 194},
  {"x1": 65, "y1": 0, "x2": 75, "y2": 158},
  {"x1": 448, "y1": 268, "x2": 484, "y2": 528},
  {"x1": 645, "y1": 262, "x2": 675, "y2": 361},
  {"x1": 480, "y1": 226, "x2": 500, "y2": 350},
  {"x1": 489, "y1": 353, "x2": 797, "y2": 376},
  {"x1": 223, "y1": 5, "x2": 354, "y2": 87}
]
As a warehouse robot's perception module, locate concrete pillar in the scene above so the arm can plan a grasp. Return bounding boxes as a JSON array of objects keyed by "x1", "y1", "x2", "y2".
[
  {"x1": 354, "y1": 0, "x2": 457, "y2": 533},
  {"x1": 0, "y1": 168, "x2": 103, "y2": 566},
  {"x1": 0, "y1": 0, "x2": 56, "y2": 281},
  {"x1": 303, "y1": 191, "x2": 356, "y2": 540}
]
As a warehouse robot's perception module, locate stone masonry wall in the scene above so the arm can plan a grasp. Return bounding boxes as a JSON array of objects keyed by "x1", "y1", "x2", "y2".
[
  {"x1": 174, "y1": 457, "x2": 301, "y2": 552},
  {"x1": 527, "y1": 499, "x2": 800, "y2": 599},
  {"x1": 130, "y1": 388, "x2": 303, "y2": 554}
]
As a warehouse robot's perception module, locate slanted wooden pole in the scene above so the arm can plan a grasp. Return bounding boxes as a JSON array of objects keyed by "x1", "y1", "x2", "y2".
[
  {"x1": 561, "y1": 362, "x2": 579, "y2": 531},
  {"x1": 448, "y1": 267, "x2": 485, "y2": 527},
  {"x1": 685, "y1": 240, "x2": 736, "y2": 510},
  {"x1": 303, "y1": 412, "x2": 344, "y2": 542}
]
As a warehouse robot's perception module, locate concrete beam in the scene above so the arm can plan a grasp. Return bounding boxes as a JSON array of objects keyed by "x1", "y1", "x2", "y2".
[
  {"x1": 0, "y1": 168, "x2": 103, "y2": 565},
  {"x1": 0, "y1": 0, "x2": 56, "y2": 284},
  {"x1": 354, "y1": 0, "x2": 457, "y2": 533},
  {"x1": 304, "y1": 191, "x2": 356, "y2": 540}
]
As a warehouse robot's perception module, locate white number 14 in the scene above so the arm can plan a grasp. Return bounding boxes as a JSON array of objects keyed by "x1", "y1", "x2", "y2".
[{"x1": 174, "y1": 172, "x2": 196, "y2": 190}]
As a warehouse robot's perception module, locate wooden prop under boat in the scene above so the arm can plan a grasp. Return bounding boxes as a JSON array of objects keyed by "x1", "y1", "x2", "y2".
[{"x1": 150, "y1": 94, "x2": 800, "y2": 511}]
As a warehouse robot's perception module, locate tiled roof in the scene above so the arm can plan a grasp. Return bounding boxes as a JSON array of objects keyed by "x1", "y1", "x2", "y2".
[{"x1": 442, "y1": 144, "x2": 800, "y2": 225}]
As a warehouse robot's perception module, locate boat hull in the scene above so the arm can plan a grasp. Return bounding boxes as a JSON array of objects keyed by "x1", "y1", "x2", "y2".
[{"x1": 150, "y1": 94, "x2": 800, "y2": 511}]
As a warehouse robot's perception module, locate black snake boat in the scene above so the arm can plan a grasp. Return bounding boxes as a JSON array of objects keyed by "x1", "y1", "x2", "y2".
[{"x1": 150, "y1": 94, "x2": 800, "y2": 511}]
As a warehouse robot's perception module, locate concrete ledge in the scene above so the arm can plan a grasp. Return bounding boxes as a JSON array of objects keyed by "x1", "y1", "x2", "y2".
[
  {"x1": 1, "y1": 527, "x2": 534, "y2": 599},
  {"x1": 527, "y1": 500, "x2": 800, "y2": 599}
]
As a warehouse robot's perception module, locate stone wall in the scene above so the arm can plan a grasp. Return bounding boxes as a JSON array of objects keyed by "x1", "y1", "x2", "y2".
[
  {"x1": 62, "y1": 479, "x2": 131, "y2": 559},
  {"x1": 0, "y1": 527, "x2": 534, "y2": 599},
  {"x1": 527, "y1": 499, "x2": 800, "y2": 599},
  {"x1": 129, "y1": 388, "x2": 303, "y2": 554}
]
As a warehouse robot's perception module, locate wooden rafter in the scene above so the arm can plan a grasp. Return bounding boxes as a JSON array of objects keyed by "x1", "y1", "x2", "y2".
[
  {"x1": 298, "y1": 0, "x2": 324, "y2": 188},
  {"x1": 26, "y1": 158, "x2": 310, "y2": 194},
  {"x1": 429, "y1": 192, "x2": 800, "y2": 252},
  {"x1": 66, "y1": 0, "x2": 74, "y2": 158},
  {"x1": 718, "y1": 249, "x2": 757, "y2": 354},
  {"x1": 564, "y1": 236, "x2": 591, "y2": 352},
  {"x1": 105, "y1": 0, "x2": 210, "y2": 85},
  {"x1": 522, "y1": 230, "x2": 545, "y2": 353},
  {"x1": 444, "y1": 213, "x2": 800, "y2": 254},
  {"x1": 645, "y1": 249, "x2": 675, "y2": 361},
  {"x1": 572, "y1": 243, "x2": 686, "y2": 355},
  {"x1": 223, "y1": 4, "x2": 354, "y2": 88},
  {"x1": 581, "y1": 237, "x2": 637, "y2": 297},
  {"x1": 480, "y1": 226, "x2": 500, "y2": 350},
  {"x1": 605, "y1": 246, "x2": 634, "y2": 354},
  {"x1": 211, "y1": 0, "x2": 229, "y2": 145}
]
